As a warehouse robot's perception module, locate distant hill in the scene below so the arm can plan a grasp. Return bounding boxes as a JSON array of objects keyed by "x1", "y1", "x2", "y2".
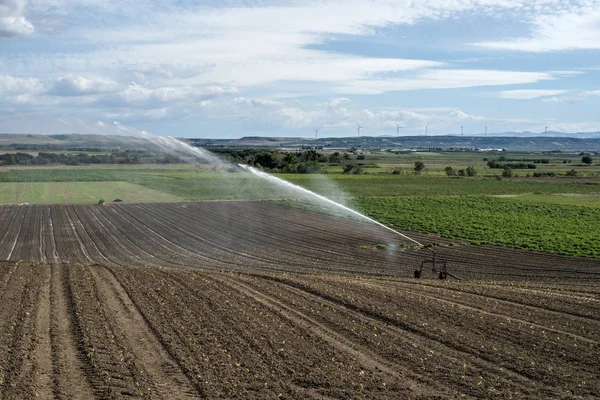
[
  {"x1": 187, "y1": 135, "x2": 600, "y2": 151},
  {"x1": 2, "y1": 132, "x2": 600, "y2": 152},
  {"x1": 0, "y1": 133, "x2": 153, "y2": 149}
]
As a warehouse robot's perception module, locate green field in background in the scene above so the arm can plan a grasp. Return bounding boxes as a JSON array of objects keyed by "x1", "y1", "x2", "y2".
[
  {"x1": 351, "y1": 196, "x2": 600, "y2": 258},
  {"x1": 1, "y1": 165, "x2": 600, "y2": 202},
  {"x1": 1, "y1": 162, "x2": 599, "y2": 258},
  {"x1": 0, "y1": 181, "x2": 182, "y2": 204}
]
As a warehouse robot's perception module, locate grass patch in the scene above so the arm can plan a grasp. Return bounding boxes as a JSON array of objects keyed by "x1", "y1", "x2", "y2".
[{"x1": 0, "y1": 182, "x2": 183, "y2": 204}]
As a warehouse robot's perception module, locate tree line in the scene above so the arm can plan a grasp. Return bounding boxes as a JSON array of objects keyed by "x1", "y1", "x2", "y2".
[{"x1": 0, "y1": 151, "x2": 184, "y2": 166}]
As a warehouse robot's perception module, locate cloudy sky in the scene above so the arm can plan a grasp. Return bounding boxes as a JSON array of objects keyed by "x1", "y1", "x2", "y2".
[{"x1": 1, "y1": 0, "x2": 600, "y2": 138}]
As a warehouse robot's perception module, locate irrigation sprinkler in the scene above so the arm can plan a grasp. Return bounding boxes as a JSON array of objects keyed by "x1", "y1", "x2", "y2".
[{"x1": 414, "y1": 247, "x2": 461, "y2": 280}]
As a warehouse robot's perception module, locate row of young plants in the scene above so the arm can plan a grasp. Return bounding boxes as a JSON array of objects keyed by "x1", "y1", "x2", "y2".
[{"x1": 351, "y1": 195, "x2": 600, "y2": 258}]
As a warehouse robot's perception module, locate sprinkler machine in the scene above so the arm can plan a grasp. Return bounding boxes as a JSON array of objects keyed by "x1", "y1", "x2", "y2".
[{"x1": 414, "y1": 248, "x2": 461, "y2": 280}]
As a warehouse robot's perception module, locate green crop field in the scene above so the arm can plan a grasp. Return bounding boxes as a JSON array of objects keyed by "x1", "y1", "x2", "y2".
[
  {"x1": 282, "y1": 174, "x2": 600, "y2": 199},
  {"x1": 351, "y1": 195, "x2": 600, "y2": 258},
  {"x1": 2, "y1": 164, "x2": 600, "y2": 202},
  {"x1": 0, "y1": 182, "x2": 182, "y2": 204},
  {"x1": 0, "y1": 166, "x2": 296, "y2": 201}
]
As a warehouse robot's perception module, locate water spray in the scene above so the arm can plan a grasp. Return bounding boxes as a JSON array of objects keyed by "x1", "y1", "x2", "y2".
[
  {"x1": 235, "y1": 164, "x2": 458, "y2": 279},
  {"x1": 237, "y1": 164, "x2": 424, "y2": 248},
  {"x1": 88, "y1": 119, "x2": 448, "y2": 277}
]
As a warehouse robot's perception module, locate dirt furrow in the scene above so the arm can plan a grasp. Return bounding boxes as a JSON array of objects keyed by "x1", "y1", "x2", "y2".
[
  {"x1": 75, "y1": 205, "x2": 155, "y2": 267},
  {"x1": 154, "y1": 202, "x2": 401, "y2": 271},
  {"x1": 67, "y1": 207, "x2": 119, "y2": 267},
  {"x1": 208, "y1": 273, "x2": 449, "y2": 399},
  {"x1": 46, "y1": 206, "x2": 60, "y2": 263},
  {"x1": 0, "y1": 262, "x2": 43, "y2": 399},
  {"x1": 363, "y1": 279, "x2": 600, "y2": 343},
  {"x1": 29, "y1": 263, "x2": 53, "y2": 398},
  {"x1": 121, "y1": 267, "x2": 417, "y2": 398},
  {"x1": 5, "y1": 207, "x2": 26, "y2": 260},
  {"x1": 111, "y1": 204, "x2": 240, "y2": 268},
  {"x1": 50, "y1": 263, "x2": 95, "y2": 399},
  {"x1": 395, "y1": 279, "x2": 600, "y2": 322},
  {"x1": 93, "y1": 206, "x2": 192, "y2": 268},
  {"x1": 249, "y1": 273, "x2": 597, "y2": 398},
  {"x1": 224, "y1": 273, "x2": 545, "y2": 398},
  {"x1": 64, "y1": 263, "x2": 152, "y2": 399},
  {"x1": 39, "y1": 208, "x2": 48, "y2": 264},
  {"x1": 88, "y1": 265, "x2": 198, "y2": 399}
]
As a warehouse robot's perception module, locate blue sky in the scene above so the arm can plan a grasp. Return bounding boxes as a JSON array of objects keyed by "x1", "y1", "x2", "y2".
[{"x1": 1, "y1": 0, "x2": 599, "y2": 138}]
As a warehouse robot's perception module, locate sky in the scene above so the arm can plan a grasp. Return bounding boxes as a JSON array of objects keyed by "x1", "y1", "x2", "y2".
[{"x1": 1, "y1": 0, "x2": 600, "y2": 138}]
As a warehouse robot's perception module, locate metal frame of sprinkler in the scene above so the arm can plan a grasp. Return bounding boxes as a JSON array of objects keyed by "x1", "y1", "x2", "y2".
[{"x1": 414, "y1": 246, "x2": 461, "y2": 280}]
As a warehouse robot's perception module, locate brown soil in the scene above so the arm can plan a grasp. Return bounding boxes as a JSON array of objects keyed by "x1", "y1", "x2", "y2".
[
  {"x1": 0, "y1": 201, "x2": 598, "y2": 284},
  {"x1": 1, "y1": 201, "x2": 599, "y2": 398}
]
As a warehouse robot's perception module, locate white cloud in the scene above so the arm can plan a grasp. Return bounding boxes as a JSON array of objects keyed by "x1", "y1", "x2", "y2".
[
  {"x1": 0, "y1": 0, "x2": 34, "y2": 38},
  {"x1": 582, "y1": 90, "x2": 600, "y2": 96},
  {"x1": 189, "y1": 95, "x2": 506, "y2": 134},
  {"x1": 0, "y1": 74, "x2": 42, "y2": 93},
  {"x1": 473, "y1": 8, "x2": 600, "y2": 52},
  {"x1": 498, "y1": 89, "x2": 567, "y2": 99},
  {"x1": 2, "y1": 0, "x2": 599, "y2": 135},
  {"x1": 336, "y1": 69, "x2": 556, "y2": 94},
  {"x1": 542, "y1": 89, "x2": 600, "y2": 103},
  {"x1": 325, "y1": 97, "x2": 351, "y2": 108},
  {"x1": 47, "y1": 76, "x2": 118, "y2": 96},
  {"x1": 0, "y1": 74, "x2": 44, "y2": 107},
  {"x1": 114, "y1": 82, "x2": 238, "y2": 108}
]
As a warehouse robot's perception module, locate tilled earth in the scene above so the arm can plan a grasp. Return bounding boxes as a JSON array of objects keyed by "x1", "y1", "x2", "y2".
[{"x1": 0, "y1": 201, "x2": 599, "y2": 399}]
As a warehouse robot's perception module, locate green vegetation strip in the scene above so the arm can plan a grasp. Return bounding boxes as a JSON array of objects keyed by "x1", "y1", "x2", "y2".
[
  {"x1": 281, "y1": 174, "x2": 600, "y2": 197},
  {"x1": 0, "y1": 182, "x2": 182, "y2": 204},
  {"x1": 0, "y1": 168, "x2": 295, "y2": 201},
  {"x1": 352, "y1": 196, "x2": 600, "y2": 258}
]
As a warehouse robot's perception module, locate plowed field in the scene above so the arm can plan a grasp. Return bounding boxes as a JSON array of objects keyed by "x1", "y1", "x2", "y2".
[
  {"x1": 1, "y1": 201, "x2": 599, "y2": 283},
  {"x1": 1, "y1": 201, "x2": 599, "y2": 399}
]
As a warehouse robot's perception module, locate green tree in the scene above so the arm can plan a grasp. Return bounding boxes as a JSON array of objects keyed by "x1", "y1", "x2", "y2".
[
  {"x1": 254, "y1": 152, "x2": 276, "y2": 169},
  {"x1": 502, "y1": 166, "x2": 513, "y2": 177},
  {"x1": 582, "y1": 155, "x2": 593, "y2": 165},
  {"x1": 466, "y1": 166, "x2": 476, "y2": 176},
  {"x1": 414, "y1": 161, "x2": 425, "y2": 175},
  {"x1": 565, "y1": 169, "x2": 578, "y2": 177},
  {"x1": 328, "y1": 152, "x2": 341, "y2": 164},
  {"x1": 283, "y1": 152, "x2": 298, "y2": 165},
  {"x1": 444, "y1": 166, "x2": 455, "y2": 176}
]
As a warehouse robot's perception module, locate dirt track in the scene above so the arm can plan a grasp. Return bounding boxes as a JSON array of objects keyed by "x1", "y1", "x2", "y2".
[{"x1": 1, "y1": 201, "x2": 599, "y2": 398}]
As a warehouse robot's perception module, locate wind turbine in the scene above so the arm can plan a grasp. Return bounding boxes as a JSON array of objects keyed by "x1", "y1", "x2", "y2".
[
  {"x1": 485, "y1": 126, "x2": 488, "y2": 137},
  {"x1": 356, "y1": 122, "x2": 363, "y2": 137},
  {"x1": 396, "y1": 123, "x2": 403, "y2": 137},
  {"x1": 314, "y1": 127, "x2": 320, "y2": 139},
  {"x1": 425, "y1": 124, "x2": 429, "y2": 136},
  {"x1": 544, "y1": 125, "x2": 548, "y2": 137},
  {"x1": 461, "y1": 126, "x2": 464, "y2": 136}
]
